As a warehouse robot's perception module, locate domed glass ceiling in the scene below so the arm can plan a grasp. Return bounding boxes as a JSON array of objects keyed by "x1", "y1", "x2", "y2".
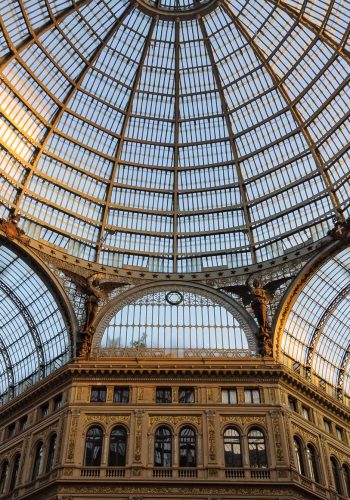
[{"x1": 0, "y1": 0, "x2": 349, "y2": 274}]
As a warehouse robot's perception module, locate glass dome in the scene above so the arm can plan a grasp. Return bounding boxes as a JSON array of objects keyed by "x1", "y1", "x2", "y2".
[
  {"x1": 282, "y1": 247, "x2": 350, "y2": 399},
  {"x1": 0, "y1": 0, "x2": 349, "y2": 276}
]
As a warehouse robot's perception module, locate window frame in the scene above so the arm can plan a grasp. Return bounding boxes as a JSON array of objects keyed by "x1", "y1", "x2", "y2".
[
  {"x1": 113, "y1": 387, "x2": 130, "y2": 404},
  {"x1": 221, "y1": 388, "x2": 238, "y2": 404},
  {"x1": 178, "y1": 387, "x2": 195, "y2": 404},
  {"x1": 156, "y1": 387, "x2": 172, "y2": 404},
  {"x1": 244, "y1": 388, "x2": 261, "y2": 404},
  {"x1": 90, "y1": 386, "x2": 107, "y2": 403},
  {"x1": 223, "y1": 427, "x2": 243, "y2": 468},
  {"x1": 154, "y1": 426, "x2": 172, "y2": 468}
]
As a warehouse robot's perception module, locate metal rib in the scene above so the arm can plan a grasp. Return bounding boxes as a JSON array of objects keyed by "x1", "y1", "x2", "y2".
[
  {"x1": 0, "y1": 278, "x2": 45, "y2": 377},
  {"x1": 222, "y1": 1, "x2": 344, "y2": 220},
  {"x1": 13, "y1": 2, "x2": 136, "y2": 219},
  {"x1": 96, "y1": 16, "x2": 158, "y2": 262},
  {"x1": 266, "y1": 0, "x2": 350, "y2": 65},
  {"x1": 0, "y1": 0, "x2": 95, "y2": 70},
  {"x1": 198, "y1": 16, "x2": 257, "y2": 264}
]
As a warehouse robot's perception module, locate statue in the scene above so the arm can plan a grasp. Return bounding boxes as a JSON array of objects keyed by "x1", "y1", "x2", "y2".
[
  {"x1": 0, "y1": 214, "x2": 30, "y2": 244},
  {"x1": 61, "y1": 270, "x2": 128, "y2": 356},
  {"x1": 220, "y1": 276, "x2": 291, "y2": 357}
]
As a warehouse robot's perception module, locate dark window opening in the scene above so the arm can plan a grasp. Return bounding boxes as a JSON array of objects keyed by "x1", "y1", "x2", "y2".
[
  {"x1": 224, "y1": 428, "x2": 242, "y2": 467},
  {"x1": 90, "y1": 387, "x2": 107, "y2": 403},
  {"x1": 109, "y1": 426, "x2": 127, "y2": 466},
  {"x1": 154, "y1": 426, "x2": 172, "y2": 467},
  {"x1": 179, "y1": 427, "x2": 196, "y2": 467},
  {"x1": 156, "y1": 387, "x2": 172, "y2": 404},
  {"x1": 114, "y1": 387, "x2": 130, "y2": 403},
  {"x1": 179, "y1": 388, "x2": 195, "y2": 404},
  {"x1": 84, "y1": 426, "x2": 103, "y2": 466}
]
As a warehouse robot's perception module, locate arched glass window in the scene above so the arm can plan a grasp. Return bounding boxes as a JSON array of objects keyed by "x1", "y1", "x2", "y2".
[
  {"x1": 342, "y1": 463, "x2": 350, "y2": 497},
  {"x1": 179, "y1": 427, "x2": 196, "y2": 467},
  {"x1": 248, "y1": 428, "x2": 267, "y2": 468},
  {"x1": 306, "y1": 444, "x2": 319, "y2": 482},
  {"x1": 294, "y1": 437, "x2": 305, "y2": 476},
  {"x1": 46, "y1": 434, "x2": 56, "y2": 473},
  {"x1": 224, "y1": 428, "x2": 242, "y2": 467},
  {"x1": 330, "y1": 457, "x2": 342, "y2": 494},
  {"x1": 0, "y1": 461, "x2": 9, "y2": 494},
  {"x1": 84, "y1": 426, "x2": 103, "y2": 467},
  {"x1": 154, "y1": 427, "x2": 172, "y2": 467},
  {"x1": 9, "y1": 454, "x2": 20, "y2": 492},
  {"x1": 109, "y1": 426, "x2": 127, "y2": 467},
  {"x1": 32, "y1": 442, "x2": 43, "y2": 480}
]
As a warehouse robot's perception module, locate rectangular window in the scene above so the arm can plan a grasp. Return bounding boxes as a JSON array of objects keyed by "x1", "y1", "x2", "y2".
[
  {"x1": 114, "y1": 387, "x2": 130, "y2": 403},
  {"x1": 90, "y1": 386, "x2": 107, "y2": 402},
  {"x1": 244, "y1": 389, "x2": 260, "y2": 404},
  {"x1": 54, "y1": 395, "x2": 62, "y2": 410},
  {"x1": 301, "y1": 406, "x2": 310, "y2": 420},
  {"x1": 336, "y1": 427, "x2": 343, "y2": 440},
  {"x1": 288, "y1": 396, "x2": 297, "y2": 412},
  {"x1": 19, "y1": 416, "x2": 27, "y2": 431},
  {"x1": 221, "y1": 389, "x2": 237, "y2": 404},
  {"x1": 324, "y1": 419, "x2": 331, "y2": 433},
  {"x1": 179, "y1": 388, "x2": 195, "y2": 404},
  {"x1": 7, "y1": 423, "x2": 16, "y2": 438},
  {"x1": 156, "y1": 387, "x2": 172, "y2": 403},
  {"x1": 41, "y1": 403, "x2": 49, "y2": 417}
]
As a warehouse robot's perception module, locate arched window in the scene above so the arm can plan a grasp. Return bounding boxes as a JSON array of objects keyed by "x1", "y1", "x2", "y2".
[
  {"x1": 109, "y1": 426, "x2": 127, "y2": 467},
  {"x1": 342, "y1": 463, "x2": 350, "y2": 497},
  {"x1": 248, "y1": 428, "x2": 267, "y2": 468},
  {"x1": 179, "y1": 427, "x2": 196, "y2": 467},
  {"x1": 294, "y1": 437, "x2": 305, "y2": 476},
  {"x1": 330, "y1": 456, "x2": 342, "y2": 494},
  {"x1": 46, "y1": 434, "x2": 57, "y2": 473},
  {"x1": 224, "y1": 428, "x2": 242, "y2": 467},
  {"x1": 84, "y1": 426, "x2": 103, "y2": 467},
  {"x1": 154, "y1": 426, "x2": 172, "y2": 467},
  {"x1": 32, "y1": 442, "x2": 43, "y2": 480},
  {"x1": 0, "y1": 461, "x2": 9, "y2": 494},
  {"x1": 306, "y1": 444, "x2": 319, "y2": 482},
  {"x1": 9, "y1": 454, "x2": 20, "y2": 492}
]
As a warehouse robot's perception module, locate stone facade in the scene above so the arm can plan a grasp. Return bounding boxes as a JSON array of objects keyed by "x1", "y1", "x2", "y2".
[{"x1": 0, "y1": 359, "x2": 349, "y2": 499}]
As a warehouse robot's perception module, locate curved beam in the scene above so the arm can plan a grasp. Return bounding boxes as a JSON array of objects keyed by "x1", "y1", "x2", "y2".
[
  {"x1": 198, "y1": 16, "x2": 257, "y2": 264},
  {"x1": 305, "y1": 282, "x2": 350, "y2": 380},
  {"x1": 0, "y1": 0, "x2": 95, "y2": 70},
  {"x1": 13, "y1": 1, "x2": 136, "y2": 219},
  {"x1": 0, "y1": 236, "x2": 77, "y2": 354},
  {"x1": 265, "y1": 0, "x2": 350, "y2": 65},
  {"x1": 95, "y1": 15, "x2": 158, "y2": 262},
  {"x1": 221, "y1": 1, "x2": 344, "y2": 220},
  {"x1": 272, "y1": 235, "x2": 350, "y2": 359},
  {"x1": 92, "y1": 280, "x2": 259, "y2": 354},
  {"x1": 0, "y1": 336, "x2": 15, "y2": 398},
  {"x1": 0, "y1": 277, "x2": 45, "y2": 376}
]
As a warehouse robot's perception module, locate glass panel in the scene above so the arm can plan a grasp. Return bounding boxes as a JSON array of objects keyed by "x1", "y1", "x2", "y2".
[
  {"x1": 248, "y1": 429, "x2": 267, "y2": 468},
  {"x1": 179, "y1": 427, "x2": 196, "y2": 467},
  {"x1": 224, "y1": 428, "x2": 242, "y2": 467},
  {"x1": 109, "y1": 427, "x2": 127, "y2": 467},
  {"x1": 154, "y1": 427, "x2": 172, "y2": 467},
  {"x1": 84, "y1": 427, "x2": 103, "y2": 467}
]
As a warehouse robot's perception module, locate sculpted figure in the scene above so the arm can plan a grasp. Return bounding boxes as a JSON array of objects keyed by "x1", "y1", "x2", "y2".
[
  {"x1": 0, "y1": 214, "x2": 30, "y2": 244},
  {"x1": 61, "y1": 270, "x2": 128, "y2": 356},
  {"x1": 220, "y1": 276, "x2": 290, "y2": 356}
]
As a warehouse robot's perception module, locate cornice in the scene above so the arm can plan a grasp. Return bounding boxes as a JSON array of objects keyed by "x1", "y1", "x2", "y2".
[{"x1": 1, "y1": 359, "x2": 350, "y2": 423}]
